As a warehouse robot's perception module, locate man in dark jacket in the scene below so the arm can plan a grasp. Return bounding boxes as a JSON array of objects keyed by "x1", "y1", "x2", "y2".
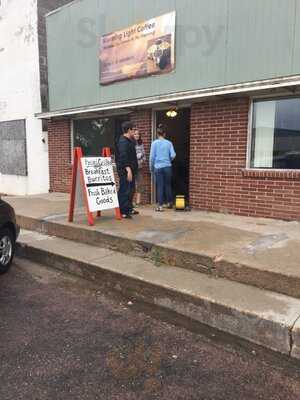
[{"x1": 116, "y1": 121, "x2": 139, "y2": 219}]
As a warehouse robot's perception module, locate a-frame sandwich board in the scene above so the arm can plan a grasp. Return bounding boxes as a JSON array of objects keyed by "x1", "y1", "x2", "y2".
[{"x1": 68, "y1": 147, "x2": 121, "y2": 226}]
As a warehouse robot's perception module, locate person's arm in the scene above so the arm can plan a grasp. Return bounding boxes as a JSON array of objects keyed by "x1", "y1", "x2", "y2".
[
  {"x1": 118, "y1": 139, "x2": 129, "y2": 168},
  {"x1": 170, "y1": 142, "x2": 176, "y2": 160},
  {"x1": 126, "y1": 166, "x2": 133, "y2": 182},
  {"x1": 118, "y1": 139, "x2": 132, "y2": 181},
  {"x1": 136, "y1": 145, "x2": 142, "y2": 161},
  {"x1": 141, "y1": 144, "x2": 146, "y2": 163}
]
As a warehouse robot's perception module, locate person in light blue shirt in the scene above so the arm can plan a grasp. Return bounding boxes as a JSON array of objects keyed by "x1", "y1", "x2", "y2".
[{"x1": 150, "y1": 124, "x2": 176, "y2": 211}]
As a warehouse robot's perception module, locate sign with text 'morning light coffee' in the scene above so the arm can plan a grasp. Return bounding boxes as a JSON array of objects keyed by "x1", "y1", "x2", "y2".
[
  {"x1": 100, "y1": 11, "x2": 176, "y2": 85},
  {"x1": 81, "y1": 157, "x2": 119, "y2": 212}
]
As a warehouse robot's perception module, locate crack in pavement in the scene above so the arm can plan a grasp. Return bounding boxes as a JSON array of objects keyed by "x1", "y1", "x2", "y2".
[{"x1": 289, "y1": 314, "x2": 300, "y2": 357}]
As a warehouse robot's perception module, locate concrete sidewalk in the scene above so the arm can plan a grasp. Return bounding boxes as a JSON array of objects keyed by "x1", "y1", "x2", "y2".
[
  {"x1": 6, "y1": 192, "x2": 300, "y2": 358},
  {"x1": 16, "y1": 229, "x2": 300, "y2": 359},
  {"x1": 6, "y1": 193, "x2": 300, "y2": 298}
]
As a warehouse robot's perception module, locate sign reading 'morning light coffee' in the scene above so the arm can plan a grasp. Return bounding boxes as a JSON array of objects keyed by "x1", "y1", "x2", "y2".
[
  {"x1": 81, "y1": 157, "x2": 119, "y2": 212},
  {"x1": 100, "y1": 11, "x2": 176, "y2": 85}
]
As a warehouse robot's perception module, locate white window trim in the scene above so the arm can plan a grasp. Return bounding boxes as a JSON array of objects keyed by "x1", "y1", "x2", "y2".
[
  {"x1": 247, "y1": 95, "x2": 300, "y2": 172},
  {"x1": 246, "y1": 100, "x2": 253, "y2": 169}
]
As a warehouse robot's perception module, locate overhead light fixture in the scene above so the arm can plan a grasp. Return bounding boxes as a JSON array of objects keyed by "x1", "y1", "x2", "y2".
[{"x1": 166, "y1": 108, "x2": 178, "y2": 118}]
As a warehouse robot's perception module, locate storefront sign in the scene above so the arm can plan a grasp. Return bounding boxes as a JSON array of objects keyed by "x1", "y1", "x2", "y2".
[{"x1": 100, "y1": 11, "x2": 176, "y2": 85}]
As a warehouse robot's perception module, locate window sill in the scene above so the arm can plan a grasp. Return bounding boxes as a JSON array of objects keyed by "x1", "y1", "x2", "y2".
[{"x1": 242, "y1": 169, "x2": 300, "y2": 180}]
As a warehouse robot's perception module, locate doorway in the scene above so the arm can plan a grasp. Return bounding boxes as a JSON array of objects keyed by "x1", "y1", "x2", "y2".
[{"x1": 155, "y1": 107, "x2": 191, "y2": 202}]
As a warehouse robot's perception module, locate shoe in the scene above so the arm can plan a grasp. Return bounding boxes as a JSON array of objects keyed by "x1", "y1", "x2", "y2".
[
  {"x1": 155, "y1": 206, "x2": 164, "y2": 212},
  {"x1": 167, "y1": 203, "x2": 173, "y2": 209},
  {"x1": 130, "y1": 209, "x2": 139, "y2": 215},
  {"x1": 122, "y1": 214, "x2": 132, "y2": 219}
]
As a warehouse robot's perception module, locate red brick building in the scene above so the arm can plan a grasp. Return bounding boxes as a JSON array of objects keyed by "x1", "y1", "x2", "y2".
[
  {"x1": 46, "y1": 95, "x2": 300, "y2": 221},
  {"x1": 40, "y1": 1, "x2": 300, "y2": 221}
]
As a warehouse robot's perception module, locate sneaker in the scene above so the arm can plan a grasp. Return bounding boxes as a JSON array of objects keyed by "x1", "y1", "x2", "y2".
[
  {"x1": 122, "y1": 214, "x2": 132, "y2": 219},
  {"x1": 155, "y1": 206, "x2": 164, "y2": 212},
  {"x1": 130, "y1": 209, "x2": 139, "y2": 215}
]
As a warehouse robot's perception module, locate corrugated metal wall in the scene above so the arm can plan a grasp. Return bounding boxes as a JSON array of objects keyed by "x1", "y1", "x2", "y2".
[{"x1": 46, "y1": 0, "x2": 300, "y2": 111}]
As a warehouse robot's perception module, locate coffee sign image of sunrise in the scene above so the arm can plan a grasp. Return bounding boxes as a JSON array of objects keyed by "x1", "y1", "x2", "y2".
[{"x1": 99, "y1": 12, "x2": 176, "y2": 85}]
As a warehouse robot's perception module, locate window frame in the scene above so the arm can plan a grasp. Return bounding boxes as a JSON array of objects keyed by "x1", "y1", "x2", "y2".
[
  {"x1": 70, "y1": 112, "x2": 130, "y2": 164},
  {"x1": 247, "y1": 95, "x2": 300, "y2": 171}
]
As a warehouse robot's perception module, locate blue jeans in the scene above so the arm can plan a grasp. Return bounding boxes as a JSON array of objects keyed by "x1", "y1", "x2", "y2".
[
  {"x1": 118, "y1": 174, "x2": 135, "y2": 215},
  {"x1": 155, "y1": 167, "x2": 173, "y2": 206}
]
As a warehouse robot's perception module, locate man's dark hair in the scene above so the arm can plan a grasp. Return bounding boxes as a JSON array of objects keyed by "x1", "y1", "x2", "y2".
[{"x1": 122, "y1": 121, "x2": 135, "y2": 134}]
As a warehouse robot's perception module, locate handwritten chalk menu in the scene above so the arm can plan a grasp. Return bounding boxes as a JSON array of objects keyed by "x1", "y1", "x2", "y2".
[
  {"x1": 81, "y1": 157, "x2": 119, "y2": 212},
  {"x1": 69, "y1": 147, "x2": 121, "y2": 225}
]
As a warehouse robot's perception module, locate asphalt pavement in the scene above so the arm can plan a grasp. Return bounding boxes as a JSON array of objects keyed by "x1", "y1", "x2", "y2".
[{"x1": 1, "y1": 258, "x2": 300, "y2": 400}]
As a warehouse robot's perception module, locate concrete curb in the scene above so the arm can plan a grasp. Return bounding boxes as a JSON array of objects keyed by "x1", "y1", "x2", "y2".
[
  {"x1": 16, "y1": 214, "x2": 300, "y2": 299},
  {"x1": 16, "y1": 233, "x2": 300, "y2": 360}
]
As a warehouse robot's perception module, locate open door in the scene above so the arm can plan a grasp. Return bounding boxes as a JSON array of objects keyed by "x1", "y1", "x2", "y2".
[{"x1": 154, "y1": 108, "x2": 191, "y2": 203}]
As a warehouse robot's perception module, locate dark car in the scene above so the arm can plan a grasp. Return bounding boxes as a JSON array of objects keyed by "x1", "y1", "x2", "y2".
[{"x1": 0, "y1": 198, "x2": 20, "y2": 273}]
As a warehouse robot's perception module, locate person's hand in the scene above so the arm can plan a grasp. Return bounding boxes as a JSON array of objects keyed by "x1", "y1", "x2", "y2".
[{"x1": 126, "y1": 168, "x2": 133, "y2": 182}]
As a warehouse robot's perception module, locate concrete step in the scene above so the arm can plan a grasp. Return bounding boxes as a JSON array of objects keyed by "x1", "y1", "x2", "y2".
[
  {"x1": 16, "y1": 214, "x2": 300, "y2": 300},
  {"x1": 16, "y1": 229, "x2": 300, "y2": 360}
]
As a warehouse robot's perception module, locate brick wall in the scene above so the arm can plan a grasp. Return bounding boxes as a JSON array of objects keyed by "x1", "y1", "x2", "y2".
[
  {"x1": 189, "y1": 97, "x2": 300, "y2": 220},
  {"x1": 48, "y1": 119, "x2": 72, "y2": 193},
  {"x1": 48, "y1": 110, "x2": 152, "y2": 202}
]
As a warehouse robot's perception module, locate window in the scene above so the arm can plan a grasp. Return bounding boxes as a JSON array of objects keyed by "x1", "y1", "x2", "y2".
[
  {"x1": 251, "y1": 97, "x2": 300, "y2": 169},
  {"x1": 73, "y1": 116, "x2": 127, "y2": 158},
  {"x1": 0, "y1": 119, "x2": 27, "y2": 176}
]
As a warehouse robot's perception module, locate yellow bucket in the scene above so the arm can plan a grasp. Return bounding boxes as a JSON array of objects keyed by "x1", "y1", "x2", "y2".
[{"x1": 175, "y1": 195, "x2": 186, "y2": 210}]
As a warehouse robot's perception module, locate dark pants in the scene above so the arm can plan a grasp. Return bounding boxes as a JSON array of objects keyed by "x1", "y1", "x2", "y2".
[
  {"x1": 155, "y1": 167, "x2": 173, "y2": 206},
  {"x1": 118, "y1": 174, "x2": 135, "y2": 215}
]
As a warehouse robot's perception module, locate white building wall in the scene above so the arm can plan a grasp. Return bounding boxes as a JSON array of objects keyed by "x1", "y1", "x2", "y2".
[{"x1": 0, "y1": 0, "x2": 49, "y2": 195}]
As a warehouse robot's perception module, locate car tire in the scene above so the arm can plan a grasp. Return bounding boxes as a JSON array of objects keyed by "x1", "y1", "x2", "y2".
[{"x1": 0, "y1": 228, "x2": 15, "y2": 274}]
